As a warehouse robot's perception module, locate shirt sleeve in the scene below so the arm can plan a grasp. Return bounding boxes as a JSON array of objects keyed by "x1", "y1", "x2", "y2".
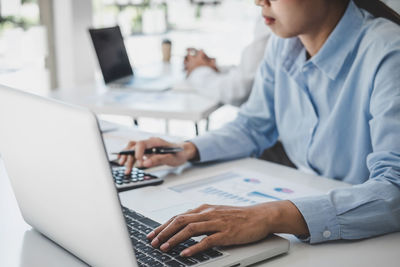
[
  {"x1": 290, "y1": 49, "x2": 400, "y2": 243},
  {"x1": 190, "y1": 36, "x2": 281, "y2": 163}
]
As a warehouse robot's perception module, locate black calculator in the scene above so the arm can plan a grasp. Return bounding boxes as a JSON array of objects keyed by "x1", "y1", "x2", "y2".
[{"x1": 112, "y1": 166, "x2": 164, "y2": 192}]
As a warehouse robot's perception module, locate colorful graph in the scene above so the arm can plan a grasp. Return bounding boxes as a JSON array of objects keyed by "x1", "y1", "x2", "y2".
[
  {"x1": 274, "y1": 187, "x2": 294, "y2": 194},
  {"x1": 247, "y1": 191, "x2": 281, "y2": 200},
  {"x1": 243, "y1": 178, "x2": 261, "y2": 184},
  {"x1": 200, "y1": 187, "x2": 258, "y2": 205}
]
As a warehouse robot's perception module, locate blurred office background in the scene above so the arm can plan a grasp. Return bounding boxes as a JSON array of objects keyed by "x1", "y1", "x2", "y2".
[{"x1": 0, "y1": 0, "x2": 399, "y2": 138}]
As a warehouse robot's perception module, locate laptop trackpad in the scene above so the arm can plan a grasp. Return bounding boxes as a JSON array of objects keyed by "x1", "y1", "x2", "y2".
[{"x1": 119, "y1": 188, "x2": 202, "y2": 224}]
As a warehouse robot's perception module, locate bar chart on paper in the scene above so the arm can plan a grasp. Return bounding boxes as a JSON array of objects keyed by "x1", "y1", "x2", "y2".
[{"x1": 169, "y1": 171, "x2": 319, "y2": 207}]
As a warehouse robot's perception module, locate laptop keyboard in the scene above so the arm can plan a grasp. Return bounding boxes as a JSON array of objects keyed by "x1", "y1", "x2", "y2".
[
  {"x1": 122, "y1": 207, "x2": 223, "y2": 267},
  {"x1": 112, "y1": 167, "x2": 164, "y2": 192}
]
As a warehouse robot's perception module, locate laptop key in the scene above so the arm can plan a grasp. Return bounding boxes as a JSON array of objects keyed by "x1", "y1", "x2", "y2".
[
  {"x1": 142, "y1": 246, "x2": 155, "y2": 254},
  {"x1": 131, "y1": 229, "x2": 140, "y2": 236},
  {"x1": 175, "y1": 256, "x2": 198, "y2": 266},
  {"x1": 135, "y1": 223, "x2": 147, "y2": 231},
  {"x1": 125, "y1": 209, "x2": 145, "y2": 220},
  {"x1": 136, "y1": 233, "x2": 148, "y2": 240},
  {"x1": 173, "y1": 245, "x2": 187, "y2": 253},
  {"x1": 143, "y1": 227, "x2": 153, "y2": 234},
  {"x1": 131, "y1": 236, "x2": 140, "y2": 245},
  {"x1": 130, "y1": 220, "x2": 140, "y2": 228},
  {"x1": 152, "y1": 261, "x2": 165, "y2": 267},
  {"x1": 136, "y1": 262, "x2": 147, "y2": 267},
  {"x1": 147, "y1": 259, "x2": 164, "y2": 266},
  {"x1": 139, "y1": 217, "x2": 162, "y2": 228},
  {"x1": 135, "y1": 242, "x2": 147, "y2": 250},
  {"x1": 140, "y1": 256, "x2": 156, "y2": 264},
  {"x1": 165, "y1": 260, "x2": 186, "y2": 267},
  {"x1": 135, "y1": 251, "x2": 147, "y2": 260},
  {"x1": 155, "y1": 253, "x2": 172, "y2": 262},
  {"x1": 167, "y1": 250, "x2": 180, "y2": 257},
  {"x1": 183, "y1": 239, "x2": 197, "y2": 247},
  {"x1": 204, "y1": 249, "x2": 223, "y2": 258},
  {"x1": 149, "y1": 249, "x2": 163, "y2": 258},
  {"x1": 191, "y1": 253, "x2": 210, "y2": 262}
]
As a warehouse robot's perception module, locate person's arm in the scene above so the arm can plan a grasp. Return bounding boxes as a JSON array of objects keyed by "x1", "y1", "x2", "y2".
[
  {"x1": 289, "y1": 49, "x2": 400, "y2": 243},
  {"x1": 190, "y1": 36, "x2": 279, "y2": 163}
]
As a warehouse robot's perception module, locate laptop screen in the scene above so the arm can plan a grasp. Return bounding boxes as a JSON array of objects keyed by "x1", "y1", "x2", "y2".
[{"x1": 89, "y1": 26, "x2": 133, "y2": 84}]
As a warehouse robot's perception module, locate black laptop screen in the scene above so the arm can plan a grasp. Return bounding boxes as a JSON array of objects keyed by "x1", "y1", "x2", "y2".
[{"x1": 89, "y1": 26, "x2": 133, "y2": 84}]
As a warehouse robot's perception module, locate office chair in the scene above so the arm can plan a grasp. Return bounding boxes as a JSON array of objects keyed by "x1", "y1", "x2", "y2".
[{"x1": 353, "y1": 0, "x2": 400, "y2": 25}]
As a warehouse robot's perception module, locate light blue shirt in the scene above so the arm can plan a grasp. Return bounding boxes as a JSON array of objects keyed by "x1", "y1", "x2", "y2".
[{"x1": 191, "y1": 0, "x2": 400, "y2": 243}]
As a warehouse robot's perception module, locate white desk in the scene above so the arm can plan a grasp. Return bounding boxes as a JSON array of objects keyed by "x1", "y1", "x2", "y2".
[
  {"x1": 1, "y1": 147, "x2": 399, "y2": 266},
  {"x1": 48, "y1": 62, "x2": 220, "y2": 135},
  {"x1": 50, "y1": 87, "x2": 218, "y2": 121}
]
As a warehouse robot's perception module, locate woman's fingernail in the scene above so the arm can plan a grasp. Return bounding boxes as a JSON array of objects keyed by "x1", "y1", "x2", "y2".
[
  {"x1": 180, "y1": 249, "x2": 190, "y2": 257},
  {"x1": 147, "y1": 231, "x2": 155, "y2": 239},
  {"x1": 151, "y1": 237, "x2": 159, "y2": 247},
  {"x1": 160, "y1": 242, "x2": 170, "y2": 251}
]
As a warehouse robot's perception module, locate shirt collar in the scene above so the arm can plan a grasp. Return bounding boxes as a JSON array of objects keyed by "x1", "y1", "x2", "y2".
[
  {"x1": 282, "y1": 0, "x2": 365, "y2": 81},
  {"x1": 310, "y1": 0, "x2": 364, "y2": 80}
]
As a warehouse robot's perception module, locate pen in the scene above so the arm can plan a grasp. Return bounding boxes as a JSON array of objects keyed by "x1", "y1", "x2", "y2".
[{"x1": 112, "y1": 147, "x2": 184, "y2": 156}]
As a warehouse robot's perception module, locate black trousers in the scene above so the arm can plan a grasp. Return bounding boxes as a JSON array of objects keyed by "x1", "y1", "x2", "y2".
[{"x1": 259, "y1": 142, "x2": 296, "y2": 169}]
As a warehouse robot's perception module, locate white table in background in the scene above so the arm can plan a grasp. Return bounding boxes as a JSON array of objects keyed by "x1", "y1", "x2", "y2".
[
  {"x1": 1, "y1": 128, "x2": 399, "y2": 267},
  {"x1": 48, "y1": 61, "x2": 220, "y2": 135}
]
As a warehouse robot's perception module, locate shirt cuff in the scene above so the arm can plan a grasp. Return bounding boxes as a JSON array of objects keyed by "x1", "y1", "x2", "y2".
[
  {"x1": 190, "y1": 134, "x2": 220, "y2": 163},
  {"x1": 289, "y1": 195, "x2": 341, "y2": 243}
]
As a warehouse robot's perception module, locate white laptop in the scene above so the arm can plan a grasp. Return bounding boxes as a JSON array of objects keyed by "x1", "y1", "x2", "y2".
[
  {"x1": 0, "y1": 85, "x2": 289, "y2": 267},
  {"x1": 89, "y1": 25, "x2": 173, "y2": 92}
]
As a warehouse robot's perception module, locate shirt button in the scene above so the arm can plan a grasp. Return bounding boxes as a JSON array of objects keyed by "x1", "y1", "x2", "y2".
[{"x1": 323, "y1": 230, "x2": 331, "y2": 238}]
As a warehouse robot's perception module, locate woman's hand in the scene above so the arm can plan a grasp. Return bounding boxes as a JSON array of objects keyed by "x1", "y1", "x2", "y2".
[
  {"x1": 146, "y1": 201, "x2": 309, "y2": 257},
  {"x1": 118, "y1": 137, "x2": 198, "y2": 174}
]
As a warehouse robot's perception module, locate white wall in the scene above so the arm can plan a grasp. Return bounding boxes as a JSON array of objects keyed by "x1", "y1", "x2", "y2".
[{"x1": 53, "y1": 0, "x2": 95, "y2": 89}]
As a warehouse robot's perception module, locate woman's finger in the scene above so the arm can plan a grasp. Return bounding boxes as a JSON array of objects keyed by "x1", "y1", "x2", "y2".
[
  {"x1": 124, "y1": 155, "x2": 135, "y2": 174},
  {"x1": 181, "y1": 233, "x2": 223, "y2": 257},
  {"x1": 159, "y1": 221, "x2": 220, "y2": 252},
  {"x1": 152, "y1": 212, "x2": 212, "y2": 248}
]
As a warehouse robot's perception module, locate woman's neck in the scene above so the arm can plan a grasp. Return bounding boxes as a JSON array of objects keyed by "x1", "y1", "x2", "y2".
[{"x1": 299, "y1": 0, "x2": 350, "y2": 58}]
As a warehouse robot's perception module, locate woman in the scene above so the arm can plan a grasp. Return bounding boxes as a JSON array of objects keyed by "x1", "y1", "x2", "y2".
[{"x1": 119, "y1": 0, "x2": 400, "y2": 257}]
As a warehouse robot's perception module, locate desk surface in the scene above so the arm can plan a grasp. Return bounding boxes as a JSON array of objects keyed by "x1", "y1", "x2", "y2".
[
  {"x1": 48, "y1": 62, "x2": 220, "y2": 122},
  {"x1": 50, "y1": 88, "x2": 219, "y2": 122},
  {"x1": 1, "y1": 154, "x2": 399, "y2": 267}
]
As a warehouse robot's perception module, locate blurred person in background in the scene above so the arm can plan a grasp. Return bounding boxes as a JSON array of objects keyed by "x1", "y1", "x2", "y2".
[{"x1": 184, "y1": 17, "x2": 271, "y2": 106}]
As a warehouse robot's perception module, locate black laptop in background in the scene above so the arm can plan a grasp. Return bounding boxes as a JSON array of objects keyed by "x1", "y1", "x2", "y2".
[{"x1": 89, "y1": 25, "x2": 172, "y2": 92}]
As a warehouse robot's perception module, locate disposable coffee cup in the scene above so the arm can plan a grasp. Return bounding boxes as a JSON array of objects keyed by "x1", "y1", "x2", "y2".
[{"x1": 162, "y1": 39, "x2": 172, "y2": 62}]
